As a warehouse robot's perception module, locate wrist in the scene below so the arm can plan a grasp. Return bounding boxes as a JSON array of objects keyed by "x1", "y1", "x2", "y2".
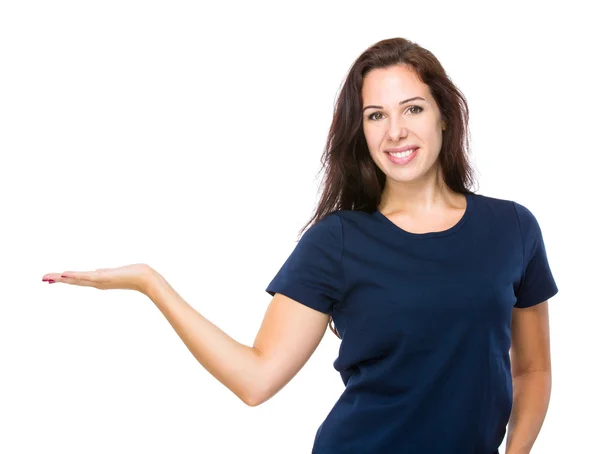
[{"x1": 138, "y1": 265, "x2": 162, "y2": 296}]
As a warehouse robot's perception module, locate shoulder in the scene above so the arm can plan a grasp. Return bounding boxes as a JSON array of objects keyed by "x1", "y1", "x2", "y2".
[
  {"x1": 331, "y1": 208, "x2": 376, "y2": 225},
  {"x1": 299, "y1": 211, "x2": 344, "y2": 250},
  {"x1": 511, "y1": 200, "x2": 537, "y2": 226},
  {"x1": 510, "y1": 200, "x2": 545, "y2": 254},
  {"x1": 301, "y1": 209, "x2": 377, "y2": 250},
  {"x1": 496, "y1": 199, "x2": 548, "y2": 264},
  {"x1": 472, "y1": 192, "x2": 516, "y2": 212},
  {"x1": 305, "y1": 209, "x2": 372, "y2": 234},
  {"x1": 471, "y1": 192, "x2": 539, "y2": 222},
  {"x1": 305, "y1": 211, "x2": 343, "y2": 234}
]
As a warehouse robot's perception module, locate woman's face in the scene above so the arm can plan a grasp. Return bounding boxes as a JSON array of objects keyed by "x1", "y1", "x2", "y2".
[{"x1": 361, "y1": 64, "x2": 446, "y2": 184}]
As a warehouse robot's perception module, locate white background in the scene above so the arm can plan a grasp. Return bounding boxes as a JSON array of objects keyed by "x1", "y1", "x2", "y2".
[{"x1": 1, "y1": 1, "x2": 597, "y2": 453}]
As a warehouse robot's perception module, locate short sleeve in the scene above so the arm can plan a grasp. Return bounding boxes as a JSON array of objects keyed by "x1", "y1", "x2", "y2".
[
  {"x1": 265, "y1": 212, "x2": 345, "y2": 315},
  {"x1": 512, "y1": 202, "x2": 559, "y2": 308}
]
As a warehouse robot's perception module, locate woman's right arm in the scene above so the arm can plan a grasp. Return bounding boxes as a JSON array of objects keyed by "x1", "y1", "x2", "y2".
[{"x1": 144, "y1": 268, "x2": 330, "y2": 406}]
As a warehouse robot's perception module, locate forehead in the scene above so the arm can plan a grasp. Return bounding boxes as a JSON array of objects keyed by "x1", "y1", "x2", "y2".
[{"x1": 362, "y1": 65, "x2": 428, "y2": 102}]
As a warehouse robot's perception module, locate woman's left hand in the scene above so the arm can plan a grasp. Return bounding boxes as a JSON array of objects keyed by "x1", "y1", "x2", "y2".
[{"x1": 42, "y1": 263, "x2": 155, "y2": 294}]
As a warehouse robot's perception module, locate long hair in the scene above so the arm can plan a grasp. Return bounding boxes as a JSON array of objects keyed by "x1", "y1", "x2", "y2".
[{"x1": 298, "y1": 38, "x2": 477, "y2": 339}]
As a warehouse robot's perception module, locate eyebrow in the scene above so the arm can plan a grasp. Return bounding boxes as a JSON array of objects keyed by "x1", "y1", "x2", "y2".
[{"x1": 362, "y1": 96, "x2": 426, "y2": 113}]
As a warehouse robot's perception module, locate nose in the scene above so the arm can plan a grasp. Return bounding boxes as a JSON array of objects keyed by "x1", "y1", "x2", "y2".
[{"x1": 387, "y1": 117, "x2": 408, "y2": 142}]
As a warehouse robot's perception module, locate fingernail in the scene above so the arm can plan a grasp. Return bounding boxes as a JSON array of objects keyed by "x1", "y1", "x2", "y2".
[
  {"x1": 42, "y1": 278, "x2": 48, "y2": 282},
  {"x1": 61, "y1": 275, "x2": 68, "y2": 278},
  {"x1": 48, "y1": 280, "x2": 55, "y2": 283}
]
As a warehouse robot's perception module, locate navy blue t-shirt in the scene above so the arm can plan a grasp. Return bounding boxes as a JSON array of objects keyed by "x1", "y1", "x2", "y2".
[{"x1": 266, "y1": 192, "x2": 558, "y2": 454}]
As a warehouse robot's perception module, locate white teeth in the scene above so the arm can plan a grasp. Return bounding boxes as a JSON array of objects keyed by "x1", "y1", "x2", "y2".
[{"x1": 389, "y1": 148, "x2": 416, "y2": 158}]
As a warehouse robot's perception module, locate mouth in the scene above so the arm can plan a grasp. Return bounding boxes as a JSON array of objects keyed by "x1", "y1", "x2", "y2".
[{"x1": 385, "y1": 147, "x2": 419, "y2": 165}]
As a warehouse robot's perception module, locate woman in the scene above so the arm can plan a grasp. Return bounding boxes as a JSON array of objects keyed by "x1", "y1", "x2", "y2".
[{"x1": 42, "y1": 37, "x2": 558, "y2": 454}]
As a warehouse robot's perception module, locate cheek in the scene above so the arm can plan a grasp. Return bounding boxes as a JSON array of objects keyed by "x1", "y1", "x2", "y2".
[{"x1": 363, "y1": 125, "x2": 383, "y2": 148}]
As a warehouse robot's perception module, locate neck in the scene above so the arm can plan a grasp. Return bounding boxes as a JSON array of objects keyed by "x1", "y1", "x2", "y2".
[{"x1": 378, "y1": 164, "x2": 462, "y2": 214}]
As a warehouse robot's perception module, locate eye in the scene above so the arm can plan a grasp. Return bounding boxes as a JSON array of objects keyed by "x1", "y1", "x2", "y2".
[
  {"x1": 366, "y1": 105, "x2": 424, "y2": 121},
  {"x1": 407, "y1": 105, "x2": 423, "y2": 115},
  {"x1": 367, "y1": 111, "x2": 384, "y2": 121}
]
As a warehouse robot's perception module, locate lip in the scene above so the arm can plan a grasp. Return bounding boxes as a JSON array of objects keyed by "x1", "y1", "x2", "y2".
[
  {"x1": 385, "y1": 145, "x2": 419, "y2": 153},
  {"x1": 386, "y1": 147, "x2": 419, "y2": 165}
]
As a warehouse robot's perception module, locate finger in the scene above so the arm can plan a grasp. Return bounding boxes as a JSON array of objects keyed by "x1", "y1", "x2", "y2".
[
  {"x1": 41, "y1": 274, "x2": 97, "y2": 286},
  {"x1": 60, "y1": 271, "x2": 98, "y2": 281},
  {"x1": 42, "y1": 272, "x2": 70, "y2": 280},
  {"x1": 59, "y1": 276, "x2": 101, "y2": 288},
  {"x1": 42, "y1": 273, "x2": 69, "y2": 282},
  {"x1": 41, "y1": 272, "x2": 96, "y2": 284}
]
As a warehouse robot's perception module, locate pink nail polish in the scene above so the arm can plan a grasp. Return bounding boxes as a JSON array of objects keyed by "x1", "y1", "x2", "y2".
[{"x1": 48, "y1": 280, "x2": 55, "y2": 283}]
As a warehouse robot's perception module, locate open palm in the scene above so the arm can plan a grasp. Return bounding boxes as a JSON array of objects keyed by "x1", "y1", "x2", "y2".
[{"x1": 42, "y1": 263, "x2": 153, "y2": 293}]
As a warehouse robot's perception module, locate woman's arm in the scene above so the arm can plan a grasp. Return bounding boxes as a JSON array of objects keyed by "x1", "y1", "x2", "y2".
[
  {"x1": 142, "y1": 267, "x2": 330, "y2": 407},
  {"x1": 44, "y1": 263, "x2": 331, "y2": 407},
  {"x1": 505, "y1": 301, "x2": 552, "y2": 454},
  {"x1": 143, "y1": 269, "x2": 263, "y2": 405},
  {"x1": 506, "y1": 370, "x2": 551, "y2": 454}
]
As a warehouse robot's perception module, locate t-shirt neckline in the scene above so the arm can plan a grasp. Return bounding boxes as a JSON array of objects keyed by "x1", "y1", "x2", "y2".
[{"x1": 374, "y1": 192, "x2": 475, "y2": 239}]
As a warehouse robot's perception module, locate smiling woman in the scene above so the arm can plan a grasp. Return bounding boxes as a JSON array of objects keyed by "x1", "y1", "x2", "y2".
[
  {"x1": 42, "y1": 37, "x2": 558, "y2": 454},
  {"x1": 270, "y1": 37, "x2": 557, "y2": 454}
]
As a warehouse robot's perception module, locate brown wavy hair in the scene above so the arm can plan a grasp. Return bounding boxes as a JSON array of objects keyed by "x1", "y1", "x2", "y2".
[{"x1": 297, "y1": 37, "x2": 477, "y2": 339}]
